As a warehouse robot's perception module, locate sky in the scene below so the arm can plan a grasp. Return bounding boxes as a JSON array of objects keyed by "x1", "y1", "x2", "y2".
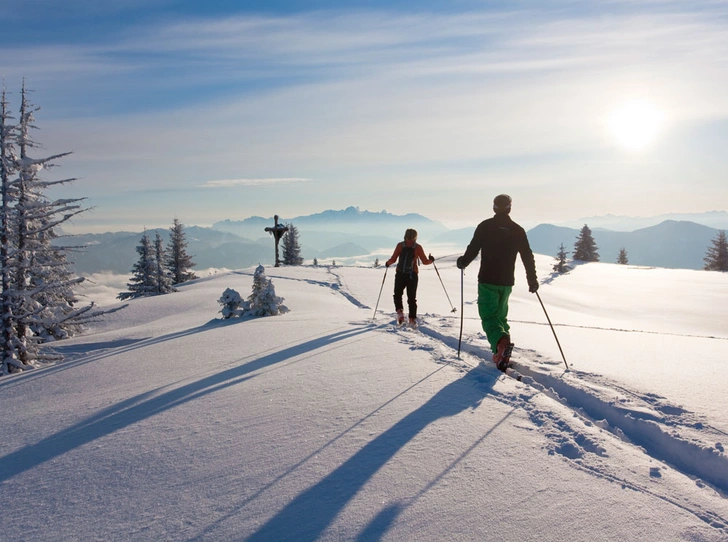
[
  {"x1": 2, "y1": 255, "x2": 728, "y2": 540},
  {"x1": 2, "y1": 0, "x2": 728, "y2": 232}
]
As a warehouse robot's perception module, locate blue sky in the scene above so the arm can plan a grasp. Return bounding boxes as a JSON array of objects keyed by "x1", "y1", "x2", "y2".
[{"x1": 2, "y1": 0, "x2": 727, "y2": 232}]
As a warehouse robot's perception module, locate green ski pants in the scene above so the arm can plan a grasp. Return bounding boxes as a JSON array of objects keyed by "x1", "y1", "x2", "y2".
[{"x1": 477, "y1": 283, "x2": 512, "y2": 354}]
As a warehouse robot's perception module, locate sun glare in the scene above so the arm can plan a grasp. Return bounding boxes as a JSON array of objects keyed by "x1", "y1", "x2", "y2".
[{"x1": 607, "y1": 100, "x2": 664, "y2": 151}]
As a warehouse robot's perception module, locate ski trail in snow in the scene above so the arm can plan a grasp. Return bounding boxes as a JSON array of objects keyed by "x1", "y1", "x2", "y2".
[
  {"x1": 275, "y1": 269, "x2": 728, "y2": 499},
  {"x1": 360, "y1": 314, "x2": 728, "y2": 537},
  {"x1": 511, "y1": 319, "x2": 728, "y2": 341},
  {"x1": 236, "y1": 267, "x2": 728, "y2": 536},
  {"x1": 238, "y1": 267, "x2": 371, "y2": 309}
]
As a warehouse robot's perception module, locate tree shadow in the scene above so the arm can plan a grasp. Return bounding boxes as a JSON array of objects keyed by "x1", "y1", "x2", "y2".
[
  {"x1": 244, "y1": 366, "x2": 497, "y2": 541},
  {"x1": 0, "y1": 325, "x2": 373, "y2": 483},
  {"x1": 1, "y1": 316, "x2": 260, "y2": 389}
]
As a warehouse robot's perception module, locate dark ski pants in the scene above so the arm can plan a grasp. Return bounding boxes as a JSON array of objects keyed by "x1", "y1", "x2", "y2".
[{"x1": 393, "y1": 271, "x2": 419, "y2": 318}]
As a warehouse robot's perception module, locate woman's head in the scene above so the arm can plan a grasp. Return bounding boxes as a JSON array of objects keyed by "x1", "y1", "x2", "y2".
[{"x1": 404, "y1": 228, "x2": 418, "y2": 241}]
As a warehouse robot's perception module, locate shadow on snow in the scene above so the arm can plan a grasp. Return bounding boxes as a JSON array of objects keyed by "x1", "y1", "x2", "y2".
[
  {"x1": 243, "y1": 366, "x2": 498, "y2": 541},
  {"x1": 0, "y1": 324, "x2": 373, "y2": 483}
]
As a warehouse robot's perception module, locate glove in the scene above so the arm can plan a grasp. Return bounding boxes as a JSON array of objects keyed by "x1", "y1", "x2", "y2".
[
  {"x1": 456, "y1": 256, "x2": 465, "y2": 270},
  {"x1": 385, "y1": 262, "x2": 390, "y2": 268},
  {"x1": 528, "y1": 281, "x2": 539, "y2": 293},
  {"x1": 428, "y1": 253, "x2": 435, "y2": 262}
]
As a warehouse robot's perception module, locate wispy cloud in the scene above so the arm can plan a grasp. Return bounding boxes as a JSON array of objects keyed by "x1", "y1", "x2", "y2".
[
  {"x1": 8, "y1": 1, "x2": 728, "y2": 227},
  {"x1": 202, "y1": 178, "x2": 312, "y2": 188}
]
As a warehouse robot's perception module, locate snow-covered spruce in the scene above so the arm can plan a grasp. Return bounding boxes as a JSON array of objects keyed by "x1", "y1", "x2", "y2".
[
  {"x1": 218, "y1": 288, "x2": 245, "y2": 319},
  {"x1": 0, "y1": 83, "x2": 114, "y2": 375},
  {"x1": 218, "y1": 265, "x2": 288, "y2": 319},
  {"x1": 245, "y1": 265, "x2": 289, "y2": 316}
]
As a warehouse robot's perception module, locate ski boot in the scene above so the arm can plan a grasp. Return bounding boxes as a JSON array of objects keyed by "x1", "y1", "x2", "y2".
[{"x1": 493, "y1": 335, "x2": 514, "y2": 372}]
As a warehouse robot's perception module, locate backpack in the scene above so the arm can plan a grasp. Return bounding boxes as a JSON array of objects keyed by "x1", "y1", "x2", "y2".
[{"x1": 396, "y1": 242, "x2": 417, "y2": 276}]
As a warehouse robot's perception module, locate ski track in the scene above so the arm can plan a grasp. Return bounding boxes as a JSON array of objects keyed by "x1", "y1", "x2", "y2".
[
  {"x1": 240, "y1": 267, "x2": 370, "y2": 309},
  {"x1": 402, "y1": 317, "x2": 728, "y2": 536},
  {"x1": 306, "y1": 274, "x2": 728, "y2": 536}
]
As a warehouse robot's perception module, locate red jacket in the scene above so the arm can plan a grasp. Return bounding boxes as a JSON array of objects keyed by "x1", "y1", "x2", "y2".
[{"x1": 386, "y1": 240, "x2": 432, "y2": 274}]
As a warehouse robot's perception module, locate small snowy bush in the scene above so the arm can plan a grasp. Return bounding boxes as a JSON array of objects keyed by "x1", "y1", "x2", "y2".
[
  {"x1": 218, "y1": 288, "x2": 246, "y2": 319},
  {"x1": 246, "y1": 265, "x2": 289, "y2": 316}
]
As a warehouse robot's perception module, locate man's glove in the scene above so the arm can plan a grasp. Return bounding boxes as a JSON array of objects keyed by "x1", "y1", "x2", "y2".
[
  {"x1": 428, "y1": 253, "x2": 435, "y2": 262},
  {"x1": 528, "y1": 280, "x2": 539, "y2": 293},
  {"x1": 456, "y1": 256, "x2": 465, "y2": 269},
  {"x1": 385, "y1": 261, "x2": 390, "y2": 268}
]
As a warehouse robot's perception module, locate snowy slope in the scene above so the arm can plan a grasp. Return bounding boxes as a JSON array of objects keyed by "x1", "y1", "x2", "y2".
[{"x1": 1, "y1": 258, "x2": 727, "y2": 541}]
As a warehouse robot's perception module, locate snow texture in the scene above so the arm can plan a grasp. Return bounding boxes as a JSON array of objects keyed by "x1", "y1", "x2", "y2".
[{"x1": 1, "y1": 254, "x2": 728, "y2": 541}]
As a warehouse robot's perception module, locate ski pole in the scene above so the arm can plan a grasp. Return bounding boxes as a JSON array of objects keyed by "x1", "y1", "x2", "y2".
[
  {"x1": 536, "y1": 291, "x2": 569, "y2": 370},
  {"x1": 457, "y1": 268, "x2": 464, "y2": 358},
  {"x1": 372, "y1": 265, "x2": 389, "y2": 320},
  {"x1": 432, "y1": 260, "x2": 456, "y2": 313}
]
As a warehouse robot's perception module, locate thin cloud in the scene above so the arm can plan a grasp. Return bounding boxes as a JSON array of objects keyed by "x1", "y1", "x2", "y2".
[{"x1": 202, "y1": 178, "x2": 312, "y2": 188}]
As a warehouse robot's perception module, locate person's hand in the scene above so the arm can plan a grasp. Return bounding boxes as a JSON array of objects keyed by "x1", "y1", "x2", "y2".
[
  {"x1": 385, "y1": 262, "x2": 390, "y2": 268},
  {"x1": 428, "y1": 253, "x2": 435, "y2": 262},
  {"x1": 528, "y1": 281, "x2": 539, "y2": 293},
  {"x1": 456, "y1": 257, "x2": 465, "y2": 269}
]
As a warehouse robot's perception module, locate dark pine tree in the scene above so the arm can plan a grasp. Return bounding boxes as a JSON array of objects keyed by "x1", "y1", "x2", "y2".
[
  {"x1": 552, "y1": 243, "x2": 570, "y2": 273},
  {"x1": 282, "y1": 223, "x2": 303, "y2": 266},
  {"x1": 166, "y1": 218, "x2": 197, "y2": 284},
  {"x1": 704, "y1": 230, "x2": 728, "y2": 271},
  {"x1": 573, "y1": 224, "x2": 600, "y2": 262},
  {"x1": 153, "y1": 232, "x2": 176, "y2": 295},
  {"x1": 617, "y1": 247, "x2": 629, "y2": 265},
  {"x1": 118, "y1": 231, "x2": 158, "y2": 300}
]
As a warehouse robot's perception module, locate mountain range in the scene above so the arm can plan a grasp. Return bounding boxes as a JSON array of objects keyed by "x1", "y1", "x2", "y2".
[
  {"x1": 56, "y1": 208, "x2": 726, "y2": 275},
  {"x1": 553, "y1": 210, "x2": 728, "y2": 232},
  {"x1": 526, "y1": 220, "x2": 719, "y2": 269}
]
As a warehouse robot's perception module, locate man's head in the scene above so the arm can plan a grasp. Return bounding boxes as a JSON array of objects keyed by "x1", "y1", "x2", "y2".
[{"x1": 493, "y1": 194, "x2": 512, "y2": 215}]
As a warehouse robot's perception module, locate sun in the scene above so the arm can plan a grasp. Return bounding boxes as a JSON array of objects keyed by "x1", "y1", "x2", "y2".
[{"x1": 607, "y1": 100, "x2": 664, "y2": 151}]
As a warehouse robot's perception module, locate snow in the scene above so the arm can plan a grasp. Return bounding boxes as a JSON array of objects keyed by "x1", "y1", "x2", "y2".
[{"x1": 1, "y1": 253, "x2": 728, "y2": 541}]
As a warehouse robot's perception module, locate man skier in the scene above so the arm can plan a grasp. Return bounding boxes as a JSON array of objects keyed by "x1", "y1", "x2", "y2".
[
  {"x1": 456, "y1": 194, "x2": 539, "y2": 371},
  {"x1": 386, "y1": 228, "x2": 435, "y2": 326}
]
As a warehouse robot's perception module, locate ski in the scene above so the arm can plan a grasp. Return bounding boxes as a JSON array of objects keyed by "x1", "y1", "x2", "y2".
[{"x1": 504, "y1": 364, "x2": 522, "y2": 381}]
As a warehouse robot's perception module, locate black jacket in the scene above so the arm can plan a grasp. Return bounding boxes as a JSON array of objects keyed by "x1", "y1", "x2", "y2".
[{"x1": 459, "y1": 213, "x2": 538, "y2": 288}]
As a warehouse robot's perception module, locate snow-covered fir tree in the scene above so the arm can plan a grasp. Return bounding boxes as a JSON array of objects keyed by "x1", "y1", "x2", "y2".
[
  {"x1": 281, "y1": 223, "x2": 303, "y2": 266},
  {"x1": 0, "y1": 85, "x2": 24, "y2": 374},
  {"x1": 166, "y1": 218, "x2": 197, "y2": 284},
  {"x1": 573, "y1": 224, "x2": 600, "y2": 262},
  {"x1": 26, "y1": 220, "x2": 90, "y2": 344},
  {"x1": 552, "y1": 243, "x2": 571, "y2": 274},
  {"x1": 703, "y1": 230, "x2": 728, "y2": 272},
  {"x1": 245, "y1": 265, "x2": 288, "y2": 316},
  {"x1": 0, "y1": 83, "x2": 114, "y2": 375},
  {"x1": 218, "y1": 288, "x2": 244, "y2": 319},
  {"x1": 617, "y1": 247, "x2": 629, "y2": 265},
  {"x1": 154, "y1": 231, "x2": 176, "y2": 295}
]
